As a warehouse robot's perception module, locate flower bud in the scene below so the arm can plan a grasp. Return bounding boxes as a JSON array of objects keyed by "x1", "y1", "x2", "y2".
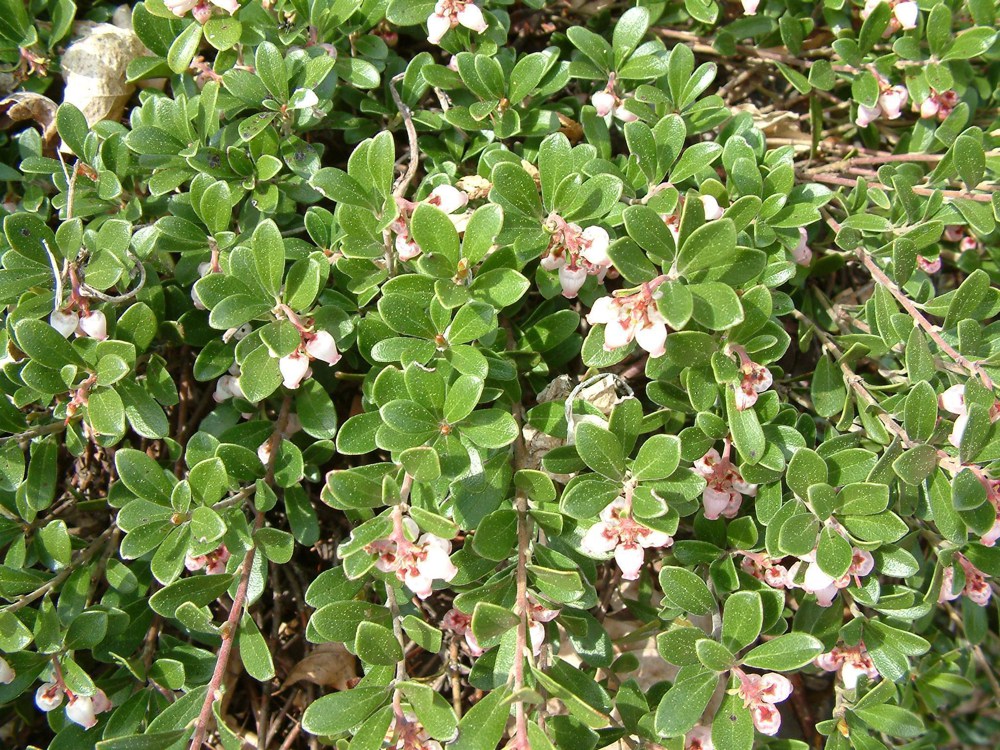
[
  {"x1": 78, "y1": 310, "x2": 108, "y2": 341},
  {"x1": 305, "y1": 331, "x2": 342, "y2": 365},
  {"x1": 66, "y1": 694, "x2": 97, "y2": 729},
  {"x1": 279, "y1": 351, "x2": 311, "y2": 389},
  {"x1": 0, "y1": 657, "x2": 14, "y2": 684},
  {"x1": 50, "y1": 310, "x2": 79, "y2": 338}
]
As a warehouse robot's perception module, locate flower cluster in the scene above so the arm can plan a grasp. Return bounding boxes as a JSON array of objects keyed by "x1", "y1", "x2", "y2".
[
  {"x1": 540, "y1": 213, "x2": 613, "y2": 298},
  {"x1": 815, "y1": 641, "x2": 880, "y2": 689},
  {"x1": 580, "y1": 492, "x2": 673, "y2": 580},
  {"x1": 861, "y1": 0, "x2": 918, "y2": 35},
  {"x1": 730, "y1": 346, "x2": 773, "y2": 411},
  {"x1": 694, "y1": 442, "x2": 757, "y2": 520},
  {"x1": 918, "y1": 89, "x2": 959, "y2": 121},
  {"x1": 855, "y1": 72, "x2": 908, "y2": 128},
  {"x1": 588, "y1": 279, "x2": 669, "y2": 357},
  {"x1": 734, "y1": 668, "x2": 792, "y2": 735},
  {"x1": 164, "y1": 0, "x2": 239, "y2": 22},
  {"x1": 392, "y1": 185, "x2": 470, "y2": 262},
  {"x1": 939, "y1": 554, "x2": 992, "y2": 606},
  {"x1": 185, "y1": 544, "x2": 231, "y2": 575},
  {"x1": 366, "y1": 515, "x2": 458, "y2": 600},
  {"x1": 787, "y1": 526, "x2": 875, "y2": 607},
  {"x1": 591, "y1": 73, "x2": 637, "y2": 122},
  {"x1": 35, "y1": 681, "x2": 112, "y2": 730},
  {"x1": 426, "y1": 0, "x2": 488, "y2": 45}
]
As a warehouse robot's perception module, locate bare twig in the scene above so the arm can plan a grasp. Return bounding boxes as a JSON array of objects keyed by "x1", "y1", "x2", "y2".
[
  {"x1": 793, "y1": 309, "x2": 963, "y2": 473},
  {"x1": 2, "y1": 526, "x2": 115, "y2": 613},
  {"x1": 188, "y1": 397, "x2": 291, "y2": 750},
  {"x1": 855, "y1": 247, "x2": 994, "y2": 390},
  {"x1": 389, "y1": 72, "x2": 418, "y2": 200}
]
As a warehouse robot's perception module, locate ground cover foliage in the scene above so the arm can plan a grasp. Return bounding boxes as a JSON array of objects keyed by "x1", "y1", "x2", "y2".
[{"x1": 0, "y1": 0, "x2": 998, "y2": 748}]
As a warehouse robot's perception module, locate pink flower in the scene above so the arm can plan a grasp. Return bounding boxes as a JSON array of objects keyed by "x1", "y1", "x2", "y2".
[
  {"x1": 960, "y1": 236, "x2": 981, "y2": 253},
  {"x1": 580, "y1": 494, "x2": 673, "y2": 580},
  {"x1": 540, "y1": 214, "x2": 613, "y2": 298},
  {"x1": 734, "y1": 668, "x2": 792, "y2": 735},
  {"x1": 788, "y1": 537, "x2": 874, "y2": 607},
  {"x1": 855, "y1": 103, "x2": 881, "y2": 128},
  {"x1": 918, "y1": 90, "x2": 959, "y2": 121},
  {"x1": 591, "y1": 73, "x2": 637, "y2": 123},
  {"x1": 305, "y1": 330, "x2": 341, "y2": 366},
  {"x1": 213, "y1": 374, "x2": 246, "y2": 403},
  {"x1": 279, "y1": 351, "x2": 311, "y2": 389},
  {"x1": 36, "y1": 682, "x2": 63, "y2": 711},
  {"x1": 185, "y1": 544, "x2": 231, "y2": 575},
  {"x1": 686, "y1": 725, "x2": 715, "y2": 750},
  {"x1": 700, "y1": 195, "x2": 724, "y2": 221},
  {"x1": 50, "y1": 309, "x2": 79, "y2": 338},
  {"x1": 939, "y1": 384, "x2": 1000, "y2": 448},
  {"x1": 368, "y1": 517, "x2": 458, "y2": 600},
  {"x1": 442, "y1": 608, "x2": 484, "y2": 656},
  {"x1": 741, "y1": 0, "x2": 760, "y2": 14},
  {"x1": 792, "y1": 227, "x2": 813, "y2": 266},
  {"x1": 940, "y1": 554, "x2": 992, "y2": 606},
  {"x1": 587, "y1": 281, "x2": 669, "y2": 357},
  {"x1": 78, "y1": 310, "x2": 108, "y2": 340},
  {"x1": 732, "y1": 347, "x2": 772, "y2": 411},
  {"x1": 740, "y1": 551, "x2": 790, "y2": 589},
  {"x1": 66, "y1": 694, "x2": 97, "y2": 729},
  {"x1": 0, "y1": 657, "x2": 13, "y2": 684},
  {"x1": 862, "y1": 0, "x2": 918, "y2": 34},
  {"x1": 917, "y1": 255, "x2": 941, "y2": 273},
  {"x1": 526, "y1": 594, "x2": 559, "y2": 656},
  {"x1": 694, "y1": 442, "x2": 757, "y2": 520},
  {"x1": 815, "y1": 642, "x2": 879, "y2": 690},
  {"x1": 166, "y1": 0, "x2": 239, "y2": 19},
  {"x1": 427, "y1": 0, "x2": 488, "y2": 45},
  {"x1": 391, "y1": 186, "x2": 470, "y2": 261},
  {"x1": 65, "y1": 689, "x2": 111, "y2": 730},
  {"x1": 879, "y1": 85, "x2": 908, "y2": 119}
]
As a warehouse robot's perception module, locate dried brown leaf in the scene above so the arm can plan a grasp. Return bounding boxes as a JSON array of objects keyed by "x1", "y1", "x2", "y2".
[{"x1": 280, "y1": 642, "x2": 357, "y2": 692}]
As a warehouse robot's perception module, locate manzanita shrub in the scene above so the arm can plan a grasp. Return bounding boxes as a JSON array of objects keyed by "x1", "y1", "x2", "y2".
[{"x1": 0, "y1": 0, "x2": 998, "y2": 747}]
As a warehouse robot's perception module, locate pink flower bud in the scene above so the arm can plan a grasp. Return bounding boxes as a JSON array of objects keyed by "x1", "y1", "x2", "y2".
[
  {"x1": 279, "y1": 351, "x2": 311, "y2": 389},
  {"x1": 741, "y1": 0, "x2": 760, "y2": 14},
  {"x1": 66, "y1": 694, "x2": 97, "y2": 729},
  {"x1": 591, "y1": 90, "x2": 616, "y2": 117},
  {"x1": 0, "y1": 657, "x2": 14, "y2": 684},
  {"x1": 164, "y1": 0, "x2": 199, "y2": 16},
  {"x1": 879, "y1": 86, "x2": 908, "y2": 119},
  {"x1": 78, "y1": 310, "x2": 108, "y2": 340},
  {"x1": 855, "y1": 103, "x2": 881, "y2": 128},
  {"x1": 700, "y1": 195, "x2": 724, "y2": 221},
  {"x1": 50, "y1": 310, "x2": 79, "y2": 338},
  {"x1": 792, "y1": 227, "x2": 813, "y2": 266},
  {"x1": 456, "y1": 2, "x2": 488, "y2": 33},
  {"x1": 893, "y1": 0, "x2": 918, "y2": 29},
  {"x1": 427, "y1": 10, "x2": 452, "y2": 44},
  {"x1": 920, "y1": 97, "x2": 940, "y2": 119},
  {"x1": 258, "y1": 440, "x2": 272, "y2": 466},
  {"x1": 305, "y1": 331, "x2": 341, "y2": 365},
  {"x1": 192, "y1": 2, "x2": 213, "y2": 23}
]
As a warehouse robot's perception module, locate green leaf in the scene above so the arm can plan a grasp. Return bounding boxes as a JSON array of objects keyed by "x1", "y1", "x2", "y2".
[
  {"x1": 167, "y1": 22, "x2": 202, "y2": 74},
  {"x1": 355, "y1": 620, "x2": 403, "y2": 665},
  {"x1": 741, "y1": 632, "x2": 823, "y2": 670},
  {"x1": 489, "y1": 162, "x2": 542, "y2": 218},
  {"x1": 255, "y1": 41, "x2": 289, "y2": 102},
  {"x1": 14, "y1": 319, "x2": 84, "y2": 368},
  {"x1": 149, "y1": 574, "x2": 235, "y2": 617},
  {"x1": 450, "y1": 686, "x2": 512, "y2": 750},
  {"x1": 251, "y1": 219, "x2": 285, "y2": 298},
  {"x1": 574, "y1": 422, "x2": 625, "y2": 480},
  {"x1": 632, "y1": 434, "x2": 681, "y2": 481},
  {"x1": 721, "y1": 591, "x2": 763, "y2": 652},
  {"x1": 412, "y1": 203, "x2": 460, "y2": 269},
  {"x1": 116, "y1": 449, "x2": 174, "y2": 505},
  {"x1": 302, "y1": 686, "x2": 390, "y2": 736},
  {"x1": 659, "y1": 566, "x2": 714, "y2": 615},
  {"x1": 238, "y1": 612, "x2": 275, "y2": 681},
  {"x1": 653, "y1": 666, "x2": 719, "y2": 737},
  {"x1": 678, "y1": 219, "x2": 737, "y2": 278},
  {"x1": 953, "y1": 134, "x2": 985, "y2": 189}
]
